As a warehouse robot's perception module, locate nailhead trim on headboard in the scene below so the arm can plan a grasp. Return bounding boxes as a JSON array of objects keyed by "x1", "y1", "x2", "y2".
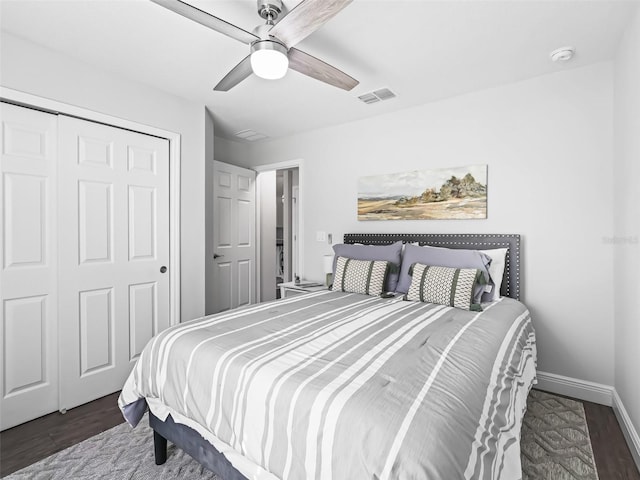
[{"x1": 343, "y1": 233, "x2": 521, "y2": 300}]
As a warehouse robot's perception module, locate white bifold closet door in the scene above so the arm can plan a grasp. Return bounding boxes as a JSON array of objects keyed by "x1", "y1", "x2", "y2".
[
  {"x1": 57, "y1": 115, "x2": 170, "y2": 411},
  {"x1": 0, "y1": 104, "x2": 59, "y2": 429},
  {"x1": 0, "y1": 104, "x2": 171, "y2": 429}
]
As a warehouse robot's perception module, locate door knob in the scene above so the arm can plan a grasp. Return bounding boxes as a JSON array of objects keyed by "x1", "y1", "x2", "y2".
[
  {"x1": 213, "y1": 253, "x2": 224, "y2": 259},
  {"x1": 160, "y1": 266, "x2": 167, "y2": 273}
]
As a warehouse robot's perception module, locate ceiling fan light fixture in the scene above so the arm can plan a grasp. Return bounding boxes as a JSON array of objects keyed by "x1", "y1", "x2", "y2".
[
  {"x1": 250, "y1": 40, "x2": 289, "y2": 80},
  {"x1": 152, "y1": 0, "x2": 358, "y2": 91}
]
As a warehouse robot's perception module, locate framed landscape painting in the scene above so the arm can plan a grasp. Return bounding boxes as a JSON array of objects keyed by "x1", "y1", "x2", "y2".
[{"x1": 358, "y1": 165, "x2": 487, "y2": 221}]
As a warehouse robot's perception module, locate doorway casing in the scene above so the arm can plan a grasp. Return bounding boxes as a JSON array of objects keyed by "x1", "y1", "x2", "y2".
[{"x1": 254, "y1": 159, "x2": 305, "y2": 303}]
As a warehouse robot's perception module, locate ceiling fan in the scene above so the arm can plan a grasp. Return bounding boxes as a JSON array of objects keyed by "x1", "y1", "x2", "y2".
[{"x1": 151, "y1": 0, "x2": 359, "y2": 92}]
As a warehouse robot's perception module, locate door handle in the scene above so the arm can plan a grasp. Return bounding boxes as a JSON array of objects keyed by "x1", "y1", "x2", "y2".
[
  {"x1": 160, "y1": 266, "x2": 167, "y2": 273},
  {"x1": 213, "y1": 254, "x2": 224, "y2": 259}
]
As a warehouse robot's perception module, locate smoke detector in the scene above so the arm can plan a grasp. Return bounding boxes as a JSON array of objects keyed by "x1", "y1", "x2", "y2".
[{"x1": 550, "y1": 46, "x2": 575, "y2": 62}]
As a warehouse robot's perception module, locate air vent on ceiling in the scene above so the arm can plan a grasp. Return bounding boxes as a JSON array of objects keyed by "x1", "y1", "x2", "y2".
[
  {"x1": 373, "y1": 88, "x2": 396, "y2": 100},
  {"x1": 358, "y1": 93, "x2": 379, "y2": 104},
  {"x1": 235, "y1": 129, "x2": 268, "y2": 142},
  {"x1": 357, "y1": 87, "x2": 397, "y2": 105}
]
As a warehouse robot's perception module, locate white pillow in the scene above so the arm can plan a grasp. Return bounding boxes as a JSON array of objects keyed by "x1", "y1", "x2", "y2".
[{"x1": 480, "y1": 248, "x2": 508, "y2": 302}]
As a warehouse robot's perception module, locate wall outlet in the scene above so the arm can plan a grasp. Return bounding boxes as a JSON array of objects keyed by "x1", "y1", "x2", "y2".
[{"x1": 316, "y1": 231, "x2": 326, "y2": 242}]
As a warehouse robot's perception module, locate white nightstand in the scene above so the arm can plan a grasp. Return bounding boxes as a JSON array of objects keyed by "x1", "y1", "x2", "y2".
[{"x1": 278, "y1": 281, "x2": 326, "y2": 299}]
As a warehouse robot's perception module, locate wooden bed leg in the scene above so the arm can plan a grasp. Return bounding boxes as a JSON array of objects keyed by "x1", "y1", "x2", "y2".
[{"x1": 153, "y1": 430, "x2": 168, "y2": 465}]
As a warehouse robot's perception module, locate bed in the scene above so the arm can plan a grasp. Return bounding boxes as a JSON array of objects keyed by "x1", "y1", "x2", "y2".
[{"x1": 119, "y1": 233, "x2": 536, "y2": 480}]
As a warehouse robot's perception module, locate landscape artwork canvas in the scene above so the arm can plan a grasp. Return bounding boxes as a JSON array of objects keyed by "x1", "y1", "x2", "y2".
[{"x1": 358, "y1": 165, "x2": 487, "y2": 220}]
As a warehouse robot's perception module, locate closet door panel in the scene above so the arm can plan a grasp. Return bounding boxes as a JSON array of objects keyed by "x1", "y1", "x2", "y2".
[
  {"x1": 79, "y1": 287, "x2": 114, "y2": 375},
  {"x1": 78, "y1": 180, "x2": 113, "y2": 264},
  {"x1": 3, "y1": 173, "x2": 46, "y2": 268},
  {"x1": 3, "y1": 296, "x2": 47, "y2": 394},
  {"x1": 128, "y1": 185, "x2": 156, "y2": 260},
  {"x1": 58, "y1": 115, "x2": 170, "y2": 411},
  {"x1": 0, "y1": 103, "x2": 58, "y2": 430},
  {"x1": 129, "y1": 281, "x2": 156, "y2": 361}
]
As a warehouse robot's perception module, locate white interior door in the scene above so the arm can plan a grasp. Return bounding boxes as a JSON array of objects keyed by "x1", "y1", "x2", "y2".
[
  {"x1": 211, "y1": 160, "x2": 256, "y2": 313},
  {"x1": 0, "y1": 103, "x2": 59, "y2": 430},
  {"x1": 58, "y1": 115, "x2": 170, "y2": 411}
]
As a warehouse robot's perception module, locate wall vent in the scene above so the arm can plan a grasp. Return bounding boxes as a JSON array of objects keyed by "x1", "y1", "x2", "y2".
[
  {"x1": 357, "y1": 88, "x2": 397, "y2": 104},
  {"x1": 235, "y1": 129, "x2": 268, "y2": 141}
]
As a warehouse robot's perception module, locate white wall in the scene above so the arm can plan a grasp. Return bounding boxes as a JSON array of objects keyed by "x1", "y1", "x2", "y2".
[
  {"x1": 242, "y1": 63, "x2": 616, "y2": 386},
  {"x1": 205, "y1": 109, "x2": 215, "y2": 315},
  {"x1": 1, "y1": 33, "x2": 207, "y2": 322},
  {"x1": 258, "y1": 171, "x2": 277, "y2": 301},
  {"x1": 614, "y1": 7, "x2": 640, "y2": 437},
  {"x1": 214, "y1": 135, "x2": 251, "y2": 167}
]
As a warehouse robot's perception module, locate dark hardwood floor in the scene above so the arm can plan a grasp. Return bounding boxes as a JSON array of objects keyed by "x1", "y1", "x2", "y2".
[
  {"x1": 584, "y1": 401, "x2": 640, "y2": 480},
  {"x1": 0, "y1": 389, "x2": 638, "y2": 478},
  {"x1": 0, "y1": 392, "x2": 123, "y2": 478}
]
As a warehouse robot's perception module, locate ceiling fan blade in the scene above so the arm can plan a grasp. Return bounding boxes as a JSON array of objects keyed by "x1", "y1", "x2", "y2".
[
  {"x1": 269, "y1": 0, "x2": 353, "y2": 48},
  {"x1": 214, "y1": 55, "x2": 253, "y2": 91},
  {"x1": 288, "y1": 48, "x2": 358, "y2": 91},
  {"x1": 151, "y1": 0, "x2": 258, "y2": 45}
]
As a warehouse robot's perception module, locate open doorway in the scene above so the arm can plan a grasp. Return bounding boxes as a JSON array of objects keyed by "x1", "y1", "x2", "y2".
[{"x1": 257, "y1": 167, "x2": 299, "y2": 301}]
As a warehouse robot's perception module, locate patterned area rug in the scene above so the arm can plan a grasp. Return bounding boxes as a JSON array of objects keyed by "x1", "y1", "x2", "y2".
[
  {"x1": 4, "y1": 390, "x2": 598, "y2": 480},
  {"x1": 522, "y1": 390, "x2": 599, "y2": 480}
]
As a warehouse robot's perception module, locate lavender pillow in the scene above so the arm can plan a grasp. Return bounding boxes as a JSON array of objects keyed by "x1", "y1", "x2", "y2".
[
  {"x1": 332, "y1": 241, "x2": 403, "y2": 292},
  {"x1": 396, "y1": 244, "x2": 492, "y2": 302}
]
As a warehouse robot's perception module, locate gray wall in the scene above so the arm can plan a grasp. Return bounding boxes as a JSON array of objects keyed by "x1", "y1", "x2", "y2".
[
  {"x1": 241, "y1": 63, "x2": 616, "y2": 388},
  {"x1": 614, "y1": 6, "x2": 640, "y2": 450},
  {"x1": 205, "y1": 109, "x2": 215, "y2": 315},
  {"x1": 215, "y1": 135, "x2": 251, "y2": 168},
  {"x1": 258, "y1": 171, "x2": 277, "y2": 301}
]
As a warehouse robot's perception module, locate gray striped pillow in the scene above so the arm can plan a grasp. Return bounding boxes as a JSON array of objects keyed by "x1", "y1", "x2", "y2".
[
  {"x1": 331, "y1": 257, "x2": 389, "y2": 296},
  {"x1": 405, "y1": 263, "x2": 483, "y2": 311}
]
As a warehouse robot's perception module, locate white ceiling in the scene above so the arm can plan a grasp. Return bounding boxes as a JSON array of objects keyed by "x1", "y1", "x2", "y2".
[{"x1": 1, "y1": 0, "x2": 637, "y2": 141}]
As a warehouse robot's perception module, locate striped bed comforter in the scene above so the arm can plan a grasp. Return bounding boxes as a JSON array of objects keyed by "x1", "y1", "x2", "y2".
[{"x1": 119, "y1": 290, "x2": 536, "y2": 480}]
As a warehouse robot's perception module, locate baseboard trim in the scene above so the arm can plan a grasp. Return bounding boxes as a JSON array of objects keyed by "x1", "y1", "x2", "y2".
[
  {"x1": 612, "y1": 390, "x2": 640, "y2": 472},
  {"x1": 535, "y1": 371, "x2": 613, "y2": 406}
]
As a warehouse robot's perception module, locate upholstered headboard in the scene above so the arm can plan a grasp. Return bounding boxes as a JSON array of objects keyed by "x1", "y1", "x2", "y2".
[{"x1": 343, "y1": 233, "x2": 521, "y2": 300}]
